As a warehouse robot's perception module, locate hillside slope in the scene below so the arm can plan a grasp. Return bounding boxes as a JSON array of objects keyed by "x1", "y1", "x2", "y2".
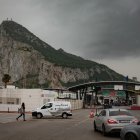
[{"x1": 0, "y1": 20, "x2": 125, "y2": 88}]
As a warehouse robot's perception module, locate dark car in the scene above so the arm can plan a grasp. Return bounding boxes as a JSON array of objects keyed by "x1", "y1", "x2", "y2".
[
  {"x1": 120, "y1": 122, "x2": 140, "y2": 140},
  {"x1": 103, "y1": 103, "x2": 112, "y2": 109}
]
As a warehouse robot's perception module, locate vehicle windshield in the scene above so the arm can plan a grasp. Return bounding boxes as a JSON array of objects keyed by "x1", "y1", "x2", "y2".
[
  {"x1": 41, "y1": 103, "x2": 52, "y2": 109},
  {"x1": 109, "y1": 110, "x2": 132, "y2": 116}
]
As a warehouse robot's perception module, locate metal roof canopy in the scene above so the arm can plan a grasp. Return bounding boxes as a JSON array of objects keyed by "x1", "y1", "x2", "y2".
[
  {"x1": 67, "y1": 81, "x2": 140, "y2": 108},
  {"x1": 68, "y1": 81, "x2": 140, "y2": 92}
]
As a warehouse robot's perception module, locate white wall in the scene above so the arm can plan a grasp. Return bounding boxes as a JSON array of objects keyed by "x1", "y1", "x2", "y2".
[{"x1": 0, "y1": 89, "x2": 83, "y2": 112}]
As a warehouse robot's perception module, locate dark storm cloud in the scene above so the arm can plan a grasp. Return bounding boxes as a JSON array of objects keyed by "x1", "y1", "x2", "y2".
[
  {"x1": 0, "y1": 0, "x2": 140, "y2": 60},
  {"x1": 32, "y1": 0, "x2": 140, "y2": 60},
  {"x1": 85, "y1": 0, "x2": 140, "y2": 59},
  {"x1": 0, "y1": 0, "x2": 140, "y2": 79}
]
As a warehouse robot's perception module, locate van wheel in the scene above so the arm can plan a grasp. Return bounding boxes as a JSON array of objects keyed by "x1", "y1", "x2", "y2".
[
  {"x1": 62, "y1": 113, "x2": 68, "y2": 119},
  {"x1": 37, "y1": 113, "x2": 42, "y2": 119}
]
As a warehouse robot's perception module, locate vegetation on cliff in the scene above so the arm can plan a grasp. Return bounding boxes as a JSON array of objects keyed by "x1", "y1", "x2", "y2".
[
  {"x1": 1, "y1": 21, "x2": 106, "y2": 69},
  {"x1": 0, "y1": 20, "x2": 126, "y2": 88}
]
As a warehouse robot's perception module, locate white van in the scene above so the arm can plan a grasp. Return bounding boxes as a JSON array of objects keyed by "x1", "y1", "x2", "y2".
[{"x1": 32, "y1": 101, "x2": 72, "y2": 119}]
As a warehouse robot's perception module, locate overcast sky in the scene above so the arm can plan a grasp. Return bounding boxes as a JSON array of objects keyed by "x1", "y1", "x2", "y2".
[{"x1": 0, "y1": 0, "x2": 140, "y2": 81}]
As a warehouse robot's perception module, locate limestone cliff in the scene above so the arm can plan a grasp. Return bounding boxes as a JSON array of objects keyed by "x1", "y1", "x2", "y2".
[{"x1": 0, "y1": 20, "x2": 124, "y2": 88}]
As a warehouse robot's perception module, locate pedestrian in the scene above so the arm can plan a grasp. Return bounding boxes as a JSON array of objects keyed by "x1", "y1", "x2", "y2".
[{"x1": 16, "y1": 102, "x2": 26, "y2": 121}]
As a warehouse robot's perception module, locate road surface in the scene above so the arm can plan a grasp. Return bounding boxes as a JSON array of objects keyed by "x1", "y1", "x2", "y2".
[{"x1": 0, "y1": 109, "x2": 140, "y2": 140}]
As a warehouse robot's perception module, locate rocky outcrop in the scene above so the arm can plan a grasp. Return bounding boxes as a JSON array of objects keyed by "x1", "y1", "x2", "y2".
[{"x1": 0, "y1": 20, "x2": 124, "y2": 88}]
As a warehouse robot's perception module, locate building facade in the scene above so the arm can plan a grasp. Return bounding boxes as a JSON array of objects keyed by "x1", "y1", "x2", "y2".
[{"x1": 0, "y1": 89, "x2": 83, "y2": 112}]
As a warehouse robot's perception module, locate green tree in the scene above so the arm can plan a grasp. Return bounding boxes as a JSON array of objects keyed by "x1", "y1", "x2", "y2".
[{"x1": 2, "y1": 74, "x2": 11, "y2": 88}]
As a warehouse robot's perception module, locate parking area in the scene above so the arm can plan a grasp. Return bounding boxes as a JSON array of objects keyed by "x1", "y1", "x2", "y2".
[
  {"x1": 0, "y1": 112, "x2": 32, "y2": 123},
  {"x1": 1, "y1": 107, "x2": 140, "y2": 123},
  {"x1": 0, "y1": 108, "x2": 140, "y2": 140},
  {"x1": 0, "y1": 109, "x2": 117, "y2": 140}
]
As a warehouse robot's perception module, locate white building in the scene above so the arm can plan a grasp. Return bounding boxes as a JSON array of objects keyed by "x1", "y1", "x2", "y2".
[{"x1": 0, "y1": 89, "x2": 83, "y2": 112}]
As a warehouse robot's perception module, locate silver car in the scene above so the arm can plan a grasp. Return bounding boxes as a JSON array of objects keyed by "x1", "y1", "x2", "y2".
[
  {"x1": 120, "y1": 123, "x2": 140, "y2": 140},
  {"x1": 93, "y1": 108, "x2": 138, "y2": 136}
]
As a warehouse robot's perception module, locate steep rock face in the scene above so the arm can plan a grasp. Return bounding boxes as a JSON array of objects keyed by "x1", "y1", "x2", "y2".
[
  {"x1": 0, "y1": 20, "x2": 124, "y2": 88},
  {"x1": 0, "y1": 36, "x2": 91, "y2": 88},
  {"x1": 0, "y1": 35, "x2": 86, "y2": 87}
]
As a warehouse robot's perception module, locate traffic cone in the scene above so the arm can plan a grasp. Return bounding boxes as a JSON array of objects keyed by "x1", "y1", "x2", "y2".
[{"x1": 89, "y1": 110, "x2": 94, "y2": 118}]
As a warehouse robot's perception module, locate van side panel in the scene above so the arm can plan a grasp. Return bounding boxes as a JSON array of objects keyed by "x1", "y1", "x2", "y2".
[{"x1": 32, "y1": 101, "x2": 72, "y2": 118}]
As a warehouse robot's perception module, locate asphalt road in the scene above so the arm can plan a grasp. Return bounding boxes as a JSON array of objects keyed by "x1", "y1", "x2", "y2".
[{"x1": 0, "y1": 109, "x2": 140, "y2": 140}]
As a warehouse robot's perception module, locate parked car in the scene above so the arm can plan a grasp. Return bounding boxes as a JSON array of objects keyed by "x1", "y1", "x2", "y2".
[
  {"x1": 93, "y1": 108, "x2": 138, "y2": 136},
  {"x1": 120, "y1": 122, "x2": 140, "y2": 140}
]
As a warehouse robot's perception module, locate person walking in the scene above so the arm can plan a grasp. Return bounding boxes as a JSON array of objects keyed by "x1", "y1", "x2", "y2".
[{"x1": 16, "y1": 102, "x2": 26, "y2": 121}]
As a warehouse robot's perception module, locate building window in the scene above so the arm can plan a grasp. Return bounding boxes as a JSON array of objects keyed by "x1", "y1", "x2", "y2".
[{"x1": 0, "y1": 97, "x2": 21, "y2": 105}]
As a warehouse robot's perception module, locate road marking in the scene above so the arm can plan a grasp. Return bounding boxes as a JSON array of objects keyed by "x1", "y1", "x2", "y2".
[{"x1": 68, "y1": 115, "x2": 90, "y2": 127}]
